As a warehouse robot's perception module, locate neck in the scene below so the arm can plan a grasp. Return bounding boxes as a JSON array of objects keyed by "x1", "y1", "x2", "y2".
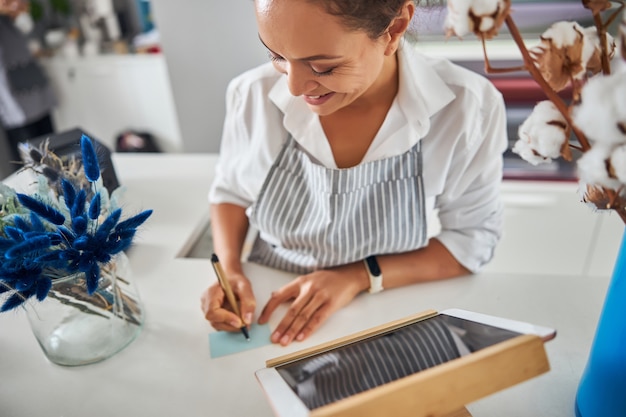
[{"x1": 347, "y1": 52, "x2": 399, "y2": 112}]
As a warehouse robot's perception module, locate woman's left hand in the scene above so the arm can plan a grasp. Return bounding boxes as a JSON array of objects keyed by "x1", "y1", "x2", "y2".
[{"x1": 258, "y1": 262, "x2": 369, "y2": 346}]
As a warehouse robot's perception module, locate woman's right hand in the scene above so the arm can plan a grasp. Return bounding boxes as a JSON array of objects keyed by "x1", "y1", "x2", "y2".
[{"x1": 201, "y1": 272, "x2": 256, "y2": 332}]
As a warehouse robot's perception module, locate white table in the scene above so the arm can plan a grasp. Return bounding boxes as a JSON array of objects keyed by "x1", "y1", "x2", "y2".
[{"x1": 0, "y1": 153, "x2": 621, "y2": 417}]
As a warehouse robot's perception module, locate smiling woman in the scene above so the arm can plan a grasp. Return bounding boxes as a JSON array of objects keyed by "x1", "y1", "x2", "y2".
[
  {"x1": 201, "y1": 0, "x2": 508, "y2": 348},
  {"x1": 256, "y1": 0, "x2": 405, "y2": 168}
]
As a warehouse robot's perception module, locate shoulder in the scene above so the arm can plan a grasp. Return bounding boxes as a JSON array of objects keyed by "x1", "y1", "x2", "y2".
[
  {"x1": 427, "y1": 56, "x2": 501, "y2": 106},
  {"x1": 405, "y1": 42, "x2": 501, "y2": 103},
  {"x1": 413, "y1": 51, "x2": 506, "y2": 141},
  {"x1": 226, "y1": 62, "x2": 282, "y2": 101},
  {"x1": 223, "y1": 62, "x2": 285, "y2": 143}
]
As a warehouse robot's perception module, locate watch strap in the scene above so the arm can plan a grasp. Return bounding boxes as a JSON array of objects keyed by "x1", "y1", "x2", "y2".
[{"x1": 364, "y1": 255, "x2": 383, "y2": 294}]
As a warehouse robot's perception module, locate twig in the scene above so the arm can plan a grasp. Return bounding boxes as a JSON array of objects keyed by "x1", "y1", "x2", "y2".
[
  {"x1": 503, "y1": 10, "x2": 626, "y2": 225},
  {"x1": 480, "y1": 38, "x2": 526, "y2": 74},
  {"x1": 592, "y1": 1, "x2": 626, "y2": 76},
  {"x1": 504, "y1": 15, "x2": 592, "y2": 151}
]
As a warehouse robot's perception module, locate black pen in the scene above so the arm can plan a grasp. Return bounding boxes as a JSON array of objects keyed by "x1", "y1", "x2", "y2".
[{"x1": 210, "y1": 253, "x2": 250, "y2": 341}]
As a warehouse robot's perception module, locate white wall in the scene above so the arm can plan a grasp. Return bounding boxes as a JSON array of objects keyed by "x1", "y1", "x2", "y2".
[
  {"x1": 150, "y1": 0, "x2": 267, "y2": 153},
  {"x1": 42, "y1": 54, "x2": 184, "y2": 153}
]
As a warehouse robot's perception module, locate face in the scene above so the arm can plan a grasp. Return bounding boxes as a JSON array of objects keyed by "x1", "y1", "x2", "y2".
[{"x1": 255, "y1": 0, "x2": 398, "y2": 116}]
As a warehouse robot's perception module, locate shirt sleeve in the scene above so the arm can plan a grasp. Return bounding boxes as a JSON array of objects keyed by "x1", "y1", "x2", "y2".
[
  {"x1": 208, "y1": 78, "x2": 255, "y2": 208},
  {"x1": 435, "y1": 90, "x2": 508, "y2": 273},
  {"x1": 208, "y1": 66, "x2": 286, "y2": 208}
]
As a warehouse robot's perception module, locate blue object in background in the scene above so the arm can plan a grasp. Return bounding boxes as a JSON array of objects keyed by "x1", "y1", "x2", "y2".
[
  {"x1": 135, "y1": 0, "x2": 154, "y2": 33},
  {"x1": 575, "y1": 227, "x2": 626, "y2": 416}
]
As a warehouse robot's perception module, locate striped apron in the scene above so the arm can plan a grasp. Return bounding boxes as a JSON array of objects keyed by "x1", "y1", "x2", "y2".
[{"x1": 247, "y1": 136, "x2": 427, "y2": 274}]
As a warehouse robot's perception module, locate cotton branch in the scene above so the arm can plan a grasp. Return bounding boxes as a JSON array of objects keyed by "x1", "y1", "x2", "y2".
[
  {"x1": 589, "y1": 1, "x2": 625, "y2": 74},
  {"x1": 502, "y1": 15, "x2": 592, "y2": 151}
]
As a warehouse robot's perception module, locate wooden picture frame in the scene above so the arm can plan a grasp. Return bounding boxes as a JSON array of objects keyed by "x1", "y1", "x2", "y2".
[{"x1": 257, "y1": 309, "x2": 553, "y2": 417}]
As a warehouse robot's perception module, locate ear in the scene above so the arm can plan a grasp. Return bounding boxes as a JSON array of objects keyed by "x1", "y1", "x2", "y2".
[{"x1": 384, "y1": 0, "x2": 415, "y2": 56}]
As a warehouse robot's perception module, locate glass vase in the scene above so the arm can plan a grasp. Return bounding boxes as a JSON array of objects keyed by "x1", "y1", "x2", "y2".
[
  {"x1": 575, "y1": 226, "x2": 626, "y2": 416},
  {"x1": 25, "y1": 252, "x2": 144, "y2": 366}
]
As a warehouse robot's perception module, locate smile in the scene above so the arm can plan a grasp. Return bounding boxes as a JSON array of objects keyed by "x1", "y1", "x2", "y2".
[
  {"x1": 303, "y1": 92, "x2": 335, "y2": 106},
  {"x1": 306, "y1": 93, "x2": 331, "y2": 99}
]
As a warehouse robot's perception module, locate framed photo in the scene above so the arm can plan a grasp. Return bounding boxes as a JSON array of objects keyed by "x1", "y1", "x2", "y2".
[{"x1": 256, "y1": 309, "x2": 556, "y2": 417}]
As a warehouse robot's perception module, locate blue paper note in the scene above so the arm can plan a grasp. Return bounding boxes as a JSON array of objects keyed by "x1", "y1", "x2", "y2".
[{"x1": 209, "y1": 324, "x2": 273, "y2": 358}]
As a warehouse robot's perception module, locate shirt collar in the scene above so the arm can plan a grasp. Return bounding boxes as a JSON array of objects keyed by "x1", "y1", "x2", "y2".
[{"x1": 395, "y1": 42, "x2": 456, "y2": 138}]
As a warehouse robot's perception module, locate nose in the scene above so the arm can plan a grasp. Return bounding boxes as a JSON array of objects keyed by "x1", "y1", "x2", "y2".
[{"x1": 285, "y1": 63, "x2": 319, "y2": 97}]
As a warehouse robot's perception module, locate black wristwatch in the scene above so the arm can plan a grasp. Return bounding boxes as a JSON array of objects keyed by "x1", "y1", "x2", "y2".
[{"x1": 363, "y1": 255, "x2": 383, "y2": 294}]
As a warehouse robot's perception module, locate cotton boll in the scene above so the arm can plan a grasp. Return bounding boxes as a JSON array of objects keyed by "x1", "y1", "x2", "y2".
[
  {"x1": 578, "y1": 183, "x2": 617, "y2": 212},
  {"x1": 581, "y1": 27, "x2": 599, "y2": 65},
  {"x1": 577, "y1": 145, "x2": 623, "y2": 190},
  {"x1": 514, "y1": 100, "x2": 569, "y2": 164},
  {"x1": 473, "y1": 0, "x2": 510, "y2": 39},
  {"x1": 512, "y1": 139, "x2": 551, "y2": 165},
  {"x1": 444, "y1": 0, "x2": 509, "y2": 39},
  {"x1": 582, "y1": 27, "x2": 616, "y2": 77},
  {"x1": 471, "y1": 0, "x2": 503, "y2": 14},
  {"x1": 530, "y1": 21, "x2": 586, "y2": 90},
  {"x1": 479, "y1": 17, "x2": 495, "y2": 33},
  {"x1": 541, "y1": 21, "x2": 584, "y2": 48},
  {"x1": 573, "y1": 73, "x2": 626, "y2": 145},
  {"x1": 444, "y1": 0, "x2": 472, "y2": 38},
  {"x1": 517, "y1": 121, "x2": 565, "y2": 160},
  {"x1": 610, "y1": 144, "x2": 626, "y2": 184},
  {"x1": 614, "y1": 58, "x2": 626, "y2": 74}
]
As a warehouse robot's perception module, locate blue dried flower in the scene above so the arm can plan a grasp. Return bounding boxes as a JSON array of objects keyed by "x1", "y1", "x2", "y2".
[
  {"x1": 88, "y1": 193, "x2": 101, "y2": 220},
  {"x1": 16, "y1": 194, "x2": 65, "y2": 225},
  {"x1": 1, "y1": 134, "x2": 153, "y2": 311},
  {"x1": 71, "y1": 189, "x2": 87, "y2": 219},
  {"x1": 5, "y1": 235, "x2": 53, "y2": 259},
  {"x1": 61, "y1": 179, "x2": 76, "y2": 209},
  {"x1": 80, "y1": 134, "x2": 100, "y2": 182}
]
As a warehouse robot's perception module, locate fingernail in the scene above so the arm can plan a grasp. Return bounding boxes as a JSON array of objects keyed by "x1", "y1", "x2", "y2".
[
  {"x1": 280, "y1": 335, "x2": 290, "y2": 345},
  {"x1": 296, "y1": 333, "x2": 304, "y2": 341},
  {"x1": 271, "y1": 331, "x2": 281, "y2": 343},
  {"x1": 244, "y1": 313, "x2": 252, "y2": 325},
  {"x1": 229, "y1": 320, "x2": 240, "y2": 328}
]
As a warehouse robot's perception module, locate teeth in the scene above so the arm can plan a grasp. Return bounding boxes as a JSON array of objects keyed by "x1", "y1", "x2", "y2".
[{"x1": 308, "y1": 95, "x2": 321, "y2": 99}]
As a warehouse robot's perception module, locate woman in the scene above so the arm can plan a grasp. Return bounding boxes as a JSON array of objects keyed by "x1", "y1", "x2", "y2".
[
  {"x1": 0, "y1": 0, "x2": 56, "y2": 170},
  {"x1": 201, "y1": 0, "x2": 507, "y2": 346}
]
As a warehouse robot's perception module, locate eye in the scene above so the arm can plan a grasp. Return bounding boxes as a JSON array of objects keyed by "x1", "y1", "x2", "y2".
[
  {"x1": 311, "y1": 66, "x2": 335, "y2": 77},
  {"x1": 267, "y1": 51, "x2": 285, "y2": 63},
  {"x1": 267, "y1": 51, "x2": 335, "y2": 77}
]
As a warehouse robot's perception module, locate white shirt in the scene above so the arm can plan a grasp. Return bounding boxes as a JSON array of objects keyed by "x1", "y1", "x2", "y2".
[{"x1": 209, "y1": 41, "x2": 508, "y2": 272}]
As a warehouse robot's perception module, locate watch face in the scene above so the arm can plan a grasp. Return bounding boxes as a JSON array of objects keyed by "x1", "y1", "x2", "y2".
[{"x1": 365, "y1": 256, "x2": 381, "y2": 276}]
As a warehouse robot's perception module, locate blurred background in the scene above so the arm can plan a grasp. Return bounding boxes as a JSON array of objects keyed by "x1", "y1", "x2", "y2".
[{"x1": 0, "y1": 0, "x2": 619, "y2": 179}]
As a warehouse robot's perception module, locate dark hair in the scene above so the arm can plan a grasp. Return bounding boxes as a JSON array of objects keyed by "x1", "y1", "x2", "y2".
[{"x1": 307, "y1": 0, "x2": 435, "y2": 39}]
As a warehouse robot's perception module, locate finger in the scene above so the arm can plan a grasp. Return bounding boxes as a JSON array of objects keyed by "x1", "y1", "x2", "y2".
[
  {"x1": 211, "y1": 307, "x2": 245, "y2": 330},
  {"x1": 200, "y1": 285, "x2": 225, "y2": 317},
  {"x1": 295, "y1": 303, "x2": 332, "y2": 342},
  {"x1": 233, "y1": 280, "x2": 256, "y2": 326},
  {"x1": 202, "y1": 285, "x2": 244, "y2": 330},
  {"x1": 273, "y1": 291, "x2": 322, "y2": 346},
  {"x1": 258, "y1": 282, "x2": 300, "y2": 324}
]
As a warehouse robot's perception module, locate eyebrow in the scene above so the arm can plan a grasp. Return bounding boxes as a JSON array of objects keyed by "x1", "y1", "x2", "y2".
[{"x1": 258, "y1": 35, "x2": 342, "y2": 61}]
